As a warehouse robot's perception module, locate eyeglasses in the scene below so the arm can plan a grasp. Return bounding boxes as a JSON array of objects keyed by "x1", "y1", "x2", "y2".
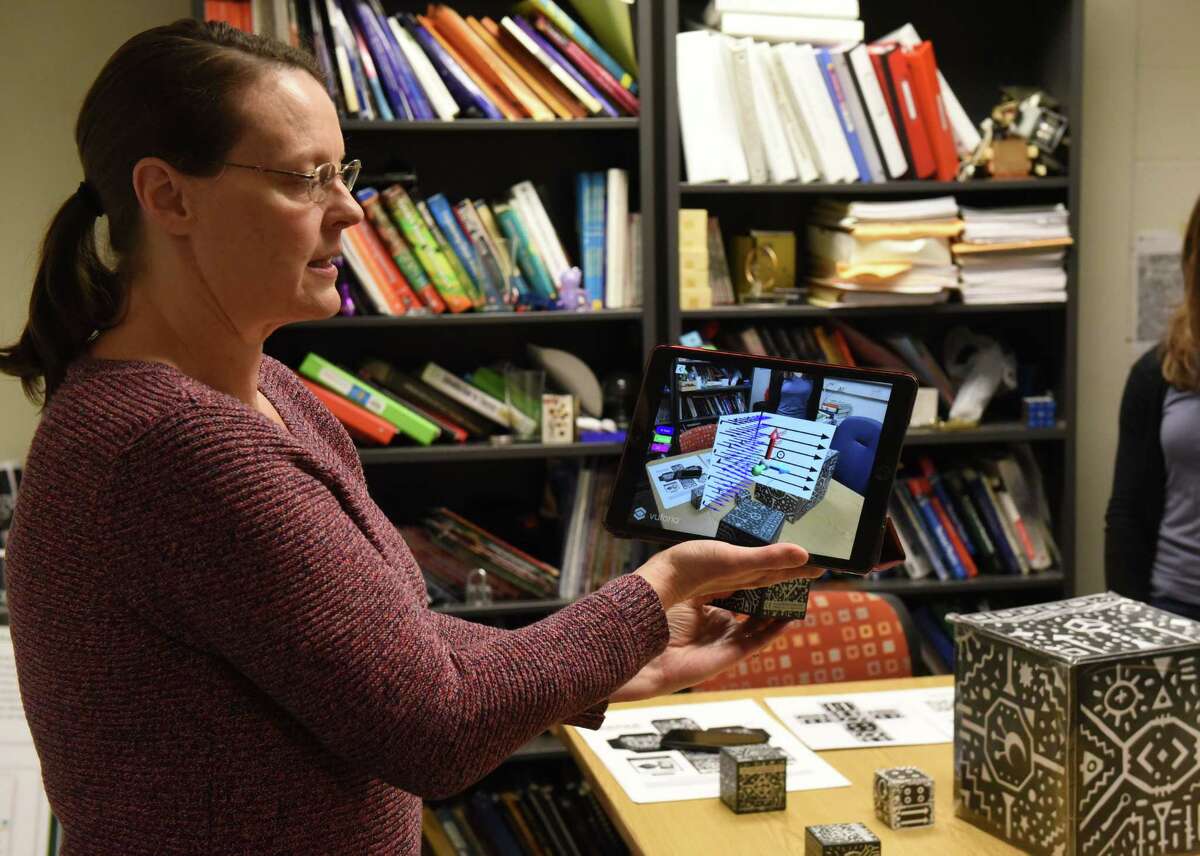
[{"x1": 221, "y1": 159, "x2": 361, "y2": 203}]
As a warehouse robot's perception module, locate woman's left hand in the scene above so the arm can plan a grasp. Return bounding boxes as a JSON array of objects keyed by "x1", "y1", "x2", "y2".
[{"x1": 610, "y1": 600, "x2": 793, "y2": 702}]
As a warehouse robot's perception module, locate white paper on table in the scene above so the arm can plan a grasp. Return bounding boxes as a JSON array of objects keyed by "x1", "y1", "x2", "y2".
[
  {"x1": 765, "y1": 686, "x2": 955, "y2": 751},
  {"x1": 0, "y1": 627, "x2": 53, "y2": 856},
  {"x1": 570, "y1": 698, "x2": 849, "y2": 804},
  {"x1": 646, "y1": 452, "x2": 711, "y2": 510}
]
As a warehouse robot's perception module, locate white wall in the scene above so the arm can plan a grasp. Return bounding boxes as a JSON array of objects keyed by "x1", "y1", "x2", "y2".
[
  {"x1": 1076, "y1": 0, "x2": 1200, "y2": 594},
  {"x1": 0, "y1": 1, "x2": 190, "y2": 462}
]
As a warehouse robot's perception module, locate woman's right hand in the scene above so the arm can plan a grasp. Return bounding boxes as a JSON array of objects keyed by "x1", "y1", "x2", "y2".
[{"x1": 634, "y1": 539, "x2": 818, "y2": 610}]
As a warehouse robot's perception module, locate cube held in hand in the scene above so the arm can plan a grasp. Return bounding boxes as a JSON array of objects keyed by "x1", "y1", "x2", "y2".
[
  {"x1": 873, "y1": 766, "x2": 934, "y2": 829},
  {"x1": 804, "y1": 823, "x2": 882, "y2": 855},
  {"x1": 718, "y1": 745, "x2": 787, "y2": 814}
]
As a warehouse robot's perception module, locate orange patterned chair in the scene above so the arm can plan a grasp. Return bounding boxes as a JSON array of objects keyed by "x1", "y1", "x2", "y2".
[
  {"x1": 678, "y1": 423, "x2": 718, "y2": 454},
  {"x1": 694, "y1": 590, "x2": 917, "y2": 691}
]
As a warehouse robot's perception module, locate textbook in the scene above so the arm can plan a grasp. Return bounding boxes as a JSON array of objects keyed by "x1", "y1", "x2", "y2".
[{"x1": 298, "y1": 353, "x2": 440, "y2": 445}]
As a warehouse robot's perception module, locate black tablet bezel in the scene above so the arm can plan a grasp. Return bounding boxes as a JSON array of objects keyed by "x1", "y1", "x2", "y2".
[{"x1": 604, "y1": 345, "x2": 918, "y2": 573}]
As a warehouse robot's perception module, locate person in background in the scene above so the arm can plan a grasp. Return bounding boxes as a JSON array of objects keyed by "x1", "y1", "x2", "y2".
[
  {"x1": 1105, "y1": 195, "x2": 1200, "y2": 621},
  {"x1": 0, "y1": 21, "x2": 818, "y2": 855}
]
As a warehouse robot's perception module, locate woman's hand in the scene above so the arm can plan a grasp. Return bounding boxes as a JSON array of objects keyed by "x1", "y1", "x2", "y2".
[
  {"x1": 635, "y1": 539, "x2": 816, "y2": 610},
  {"x1": 611, "y1": 600, "x2": 794, "y2": 702}
]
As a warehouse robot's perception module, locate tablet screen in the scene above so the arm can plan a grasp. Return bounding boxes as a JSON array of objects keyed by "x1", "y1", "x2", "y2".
[{"x1": 609, "y1": 348, "x2": 915, "y2": 568}]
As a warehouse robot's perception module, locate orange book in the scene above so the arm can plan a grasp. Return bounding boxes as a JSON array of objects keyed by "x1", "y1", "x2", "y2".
[
  {"x1": 301, "y1": 379, "x2": 397, "y2": 446},
  {"x1": 904, "y1": 41, "x2": 959, "y2": 182},
  {"x1": 342, "y1": 222, "x2": 423, "y2": 315},
  {"x1": 425, "y1": 5, "x2": 553, "y2": 120},
  {"x1": 416, "y1": 13, "x2": 522, "y2": 120},
  {"x1": 483, "y1": 17, "x2": 588, "y2": 119},
  {"x1": 470, "y1": 16, "x2": 580, "y2": 120},
  {"x1": 830, "y1": 328, "x2": 857, "y2": 367}
]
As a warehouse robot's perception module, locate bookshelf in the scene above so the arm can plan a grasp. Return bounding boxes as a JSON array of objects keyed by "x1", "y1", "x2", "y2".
[{"x1": 660, "y1": 0, "x2": 1083, "y2": 611}]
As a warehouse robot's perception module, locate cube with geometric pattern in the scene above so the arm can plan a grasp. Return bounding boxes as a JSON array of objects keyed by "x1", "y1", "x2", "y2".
[
  {"x1": 873, "y1": 766, "x2": 934, "y2": 829},
  {"x1": 719, "y1": 744, "x2": 787, "y2": 814},
  {"x1": 804, "y1": 823, "x2": 882, "y2": 855}
]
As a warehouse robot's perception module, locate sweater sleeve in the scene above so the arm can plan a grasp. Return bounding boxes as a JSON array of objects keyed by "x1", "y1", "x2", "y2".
[
  {"x1": 102, "y1": 407, "x2": 668, "y2": 799},
  {"x1": 1104, "y1": 348, "x2": 1168, "y2": 601}
]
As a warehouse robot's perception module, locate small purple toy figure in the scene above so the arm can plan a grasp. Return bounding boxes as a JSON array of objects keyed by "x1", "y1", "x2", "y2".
[
  {"x1": 556, "y1": 266, "x2": 591, "y2": 312},
  {"x1": 334, "y1": 258, "x2": 356, "y2": 317}
]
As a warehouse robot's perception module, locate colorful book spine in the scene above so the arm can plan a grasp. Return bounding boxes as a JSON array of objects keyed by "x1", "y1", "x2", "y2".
[
  {"x1": 325, "y1": 0, "x2": 371, "y2": 118},
  {"x1": 906, "y1": 477, "x2": 965, "y2": 579},
  {"x1": 341, "y1": 220, "x2": 424, "y2": 314},
  {"x1": 474, "y1": 201, "x2": 536, "y2": 306},
  {"x1": 471, "y1": 16, "x2": 578, "y2": 120},
  {"x1": 338, "y1": 230, "x2": 392, "y2": 314},
  {"x1": 306, "y1": 0, "x2": 344, "y2": 114},
  {"x1": 495, "y1": 201, "x2": 556, "y2": 301},
  {"x1": 299, "y1": 353, "x2": 439, "y2": 445},
  {"x1": 301, "y1": 378, "x2": 397, "y2": 445},
  {"x1": 400, "y1": 13, "x2": 501, "y2": 119},
  {"x1": 532, "y1": 14, "x2": 638, "y2": 115},
  {"x1": 350, "y1": 21, "x2": 396, "y2": 119},
  {"x1": 928, "y1": 491, "x2": 977, "y2": 578},
  {"x1": 499, "y1": 16, "x2": 603, "y2": 116},
  {"x1": 420, "y1": 362, "x2": 537, "y2": 435},
  {"x1": 515, "y1": 0, "x2": 637, "y2": 94},
  {"x1": 419, "y1": 198, "x2": 484, "y2": 308},
  {"x1": 454, "y1": 200, "x2": 516, "y2": 309},
  {"x1": 362, "y1": 0, "x2": 434, "y2": 119},
  {"x1": 920, "y1": 458, "x2": 973, "y2": 555},
  {"x1": 577, "y1": 172, "x2": 605, "y2": 307},
  {"x1": 379, "y1": 183, "x2": 473, "y2": 312},
  {"x1": 387, "y1": 15, "x2": 459, "y2": 120},
  {"x1": 817, "y1": 46, "x2": 869, "y2": 182},
  {"x1": 359, "y1": 358, "x2": 492, "y2": 437},
  {"x1": 419, "y1": 11, "x2": 522, "y2": 119},
  {"x1": 962, "y1": 467, "x2": 1022, "y2": 574},
  {"x1": 356, "y1": 187, "x2": 446, "y2": 313},
  {"x1": 893, "y1": 483, "x2": 949, "y2": 581},
  {"x1": 942, "y1": 469, "x2": 1000, "y2": 574},
  {"x1": 428, "y1": 193, "x2": 485, "y2": 292},
  {"x1": 509, "y1": 15, "x2": 618, "y2": 118}
]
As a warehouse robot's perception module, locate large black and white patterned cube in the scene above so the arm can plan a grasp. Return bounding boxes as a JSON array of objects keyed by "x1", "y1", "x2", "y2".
[
  {"x1": 719, "y1": 745, "x2": 787, "y2": 814},
  {"x1": 804, "y1": 823, "x2": 882, "y2": 856},
  {"x1": 717, "y1": 498, "x2": 784, "y2": 547},
  {"x1": 756, "y1": 451, "x2": 840, "y2": 523},
  {"x1": 949, "y1": 593, "x2": 1200, "y2": 856},
  {"x1": 874, "y1": 766, "x2": 933, "y2": 829},
  {"x1": 711, "y1": 577, "x2": 811, "y2": 619}
]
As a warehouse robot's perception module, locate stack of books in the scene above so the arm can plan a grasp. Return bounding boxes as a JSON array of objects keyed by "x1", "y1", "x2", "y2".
[
  {"x1": 805, "y1": 197, "x2": 962, "y2": 307},
  {"x1": 676, "y1": 16, "x2": 979, "y2": 185},
  {"x1": 890, "y1": 447, "x2": 1058, "y2": 582},
  {"x1": 297, "y1": 0, "x2": 638, "y2": 122},
  {"x1": 953, "y1": 205, "x2": 1073, "y2": 305},
  {"x1": 340, "y1": 173, "x2": 638, "y2": 316}
]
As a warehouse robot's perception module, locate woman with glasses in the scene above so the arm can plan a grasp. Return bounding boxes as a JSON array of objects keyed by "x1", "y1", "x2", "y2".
[{"x1": 0, "y1": 20, "x2": 817, "y2": 855}]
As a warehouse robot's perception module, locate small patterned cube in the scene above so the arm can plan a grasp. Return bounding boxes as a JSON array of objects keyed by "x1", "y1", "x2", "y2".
[
  {"x1": 719, "y1": 745, "x2": 787, "y2": 814},
  {"x1": 717, "y1": 498, "x2": 784, "y2": 546},
  {"x1": 804, "y1": 823, "x2": 882, "y2": 856},
  {"x1": 711, "y1": 577, "x2": 811, "y2": 619},
  {"x1": 873, "y1": 766, "x2": 934, "y2": 829},
  {"x1": 691, "y1": 485, "x2": 705, "y2": 509}
]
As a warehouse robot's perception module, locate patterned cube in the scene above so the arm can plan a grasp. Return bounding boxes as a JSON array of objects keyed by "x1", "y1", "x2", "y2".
[
  {"x1": 874, "y1": 766, "x2": 934, "y2": 829},
  {"x1": 755, "y1": 450, "x2": 839, "y2": 523},
  {"x1": 719, "y1": 745, "x2": 787, "y2": 814},
  {"x1": 691, "y1": 485, "x2": 705, "y2": 509},
  {"x1": 950, "y1": 593, "x2": 1200, "y2": 855},
  {"x1": 712, "y1": 577, "x2": 811, "y2": 619},
  {"x1": 804, "y1": 823, "x2": 881, "y2": 856},
  {"x1": 717, "y1": 498, "x2": 784, "y2": 547}
]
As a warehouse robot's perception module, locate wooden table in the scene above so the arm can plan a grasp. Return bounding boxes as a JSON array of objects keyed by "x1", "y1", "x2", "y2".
[
  {"x1": 645, "y1": 449, "x2": 862, "y2": 558},
  {"x1": 563, "y1": 676, "x2": 1023, "y2": 855}
]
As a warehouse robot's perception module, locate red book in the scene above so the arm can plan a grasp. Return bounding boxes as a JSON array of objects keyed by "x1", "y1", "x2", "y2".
[
  {"x1": 531, "y1": 15, "x2": 639, "y2": 116},
  {"x1": 343, "y1": 222, "x2": 424, "y2": 315},
  {"x1": 927, "y1": 492, "x2": 978, "y2": 578},
  {"x1": 301, "y1": 379, "x2": 396, "y2": 446},
  {"x1": 904, "y1": 41, "x2": 958, "y2": 181},
  {"x1": 880, "y1": 47, "x2": 936, "y2": 179}
]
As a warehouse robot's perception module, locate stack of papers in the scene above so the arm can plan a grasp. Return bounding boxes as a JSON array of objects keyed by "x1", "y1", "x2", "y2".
[
  {"x1": 953, "y1": 205, "x2": 1072, "y2": 304},
  {"x1": 806, "y1": 197, "x2": 962, "y2": 307}
]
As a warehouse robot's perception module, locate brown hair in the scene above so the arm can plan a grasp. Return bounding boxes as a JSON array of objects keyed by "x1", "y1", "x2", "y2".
[
  {"x1": 0, "y1": 19, "x2": 324, "y2": 404},
  {"x1": 1162, "y1": 194, "x2": 1200, "y2": 391}
]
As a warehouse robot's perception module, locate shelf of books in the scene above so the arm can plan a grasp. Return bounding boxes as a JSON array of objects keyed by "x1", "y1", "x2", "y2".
[
  {"x1": 661, "y1": 0, "x2": 1083, "y2": 625},
  {"x1": 358, "y1": 440, "x2": 623, "y2": 464},
  {"x1": 342, "y1": 117, "x2": 640, "y2": 132},
  {"x1": 286, "y1": 307, "x2": 643, "y2": 329}
]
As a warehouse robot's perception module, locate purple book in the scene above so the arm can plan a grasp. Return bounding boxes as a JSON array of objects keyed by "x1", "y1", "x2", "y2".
[
  {"x1": 400, "y1": 13, "x2": 501, "y2": 120},
  {"x1": 509, "y1": 15, "x2": 618, "y2": 118},
  {"x1": 363, "y1": 0, "x2": 434, "y2": 120}
]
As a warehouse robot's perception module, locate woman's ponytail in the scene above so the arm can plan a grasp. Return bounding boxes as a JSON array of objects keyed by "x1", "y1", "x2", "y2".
[{"x1": 0, "y1": 184, "x2": 124, "y2": 403}]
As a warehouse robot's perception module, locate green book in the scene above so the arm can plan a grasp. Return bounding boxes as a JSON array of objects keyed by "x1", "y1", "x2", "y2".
[
  {"x1": 379, "y1": 184, "x2": 473, "y2": 313},
  {"x1": 298, "y1": 353, "x2": 439, "y2": 446},
  {"x1": 417, "y1": 199, "x2": 485, "y2": 309},
  {"x1": 495, "y1": 202, "x2": 557, "y2": 300}
]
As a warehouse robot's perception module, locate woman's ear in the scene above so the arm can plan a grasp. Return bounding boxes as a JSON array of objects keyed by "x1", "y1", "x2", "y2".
[{"x1": 131, "y1": 157, "x2": 198, "y2": 237}]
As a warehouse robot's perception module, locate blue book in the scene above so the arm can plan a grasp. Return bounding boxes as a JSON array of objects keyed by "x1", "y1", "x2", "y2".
[
  {"x1": 963, "y1": 468, "x2": 1022, "y2": 574},
  {"x1": 511, "y1": 15, "x2": 619, "y2": 119},
  {"x1": 893, "y1": 484, "x2": 950, "y2": 581},
  {"x1": 347, "y1": 0, "x2": 408, "y2": 118},
  {"x1": 348, "y1": 14, "x2": 396, "y2": 120},
  {"x1": 427, "y1": 194, "x2": 484, "y2": 293},
  {"x1": 363, "y1": 0, "x2": 434, "y2": 120},
  {"x1": 907, "y1": 479, "x2": 966, "y2": 580},
  {"x1": 401, "y1": 13, "x2": 501, "y2": 120},
  {"x1": 816, "y1": 47, "x2": 870, "y2": 182},
  {"x1": 577, "y1": 172, "x2": 605, "y2": 307},
  {"x1": 923, "y1": 464, "x2": 974, "y2": 557},
  {"x1": 306, "y1": 0, "x2": 344, "y2": 114},
  {"x1": 326, "y1": 0, "x2": 373, "y2": 119}
]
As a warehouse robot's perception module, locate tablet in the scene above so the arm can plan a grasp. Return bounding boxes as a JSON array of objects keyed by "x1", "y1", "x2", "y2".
[{"x1": 605, "y1": 346, "x2": 918, "y2": 573}]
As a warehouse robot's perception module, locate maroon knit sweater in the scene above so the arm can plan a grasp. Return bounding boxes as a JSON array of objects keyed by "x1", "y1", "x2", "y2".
[{"x1": 6, "y1": 355, "x2": 668, "y2": 855}]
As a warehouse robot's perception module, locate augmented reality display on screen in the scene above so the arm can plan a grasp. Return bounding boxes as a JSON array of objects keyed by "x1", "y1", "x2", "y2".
[{"x1": 625, "y1": 354, "x2": 895, "y2": 560}]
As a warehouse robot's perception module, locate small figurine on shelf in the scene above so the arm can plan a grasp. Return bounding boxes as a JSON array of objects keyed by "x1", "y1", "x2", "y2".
[
  {"x1": 959, "y1": 87, "x2": 1069, "y2": 181},
  {"x1": 556, "y1": 267, "x2": 591, "y2": 312}
]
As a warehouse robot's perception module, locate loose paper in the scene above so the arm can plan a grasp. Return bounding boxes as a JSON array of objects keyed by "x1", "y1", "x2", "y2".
[
  {"x1": 646, "y1": 452, "x2": 711, "y2": 510},
  {"x1": 765, "y1": 686, "x2": 955, "y2": 751},
  {"x1": 1134, "y1": 230, "x2": 1184, "y2": 346},
  {"x1": 570, "y1": 698, "x2": 848, "y2": 804}
]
